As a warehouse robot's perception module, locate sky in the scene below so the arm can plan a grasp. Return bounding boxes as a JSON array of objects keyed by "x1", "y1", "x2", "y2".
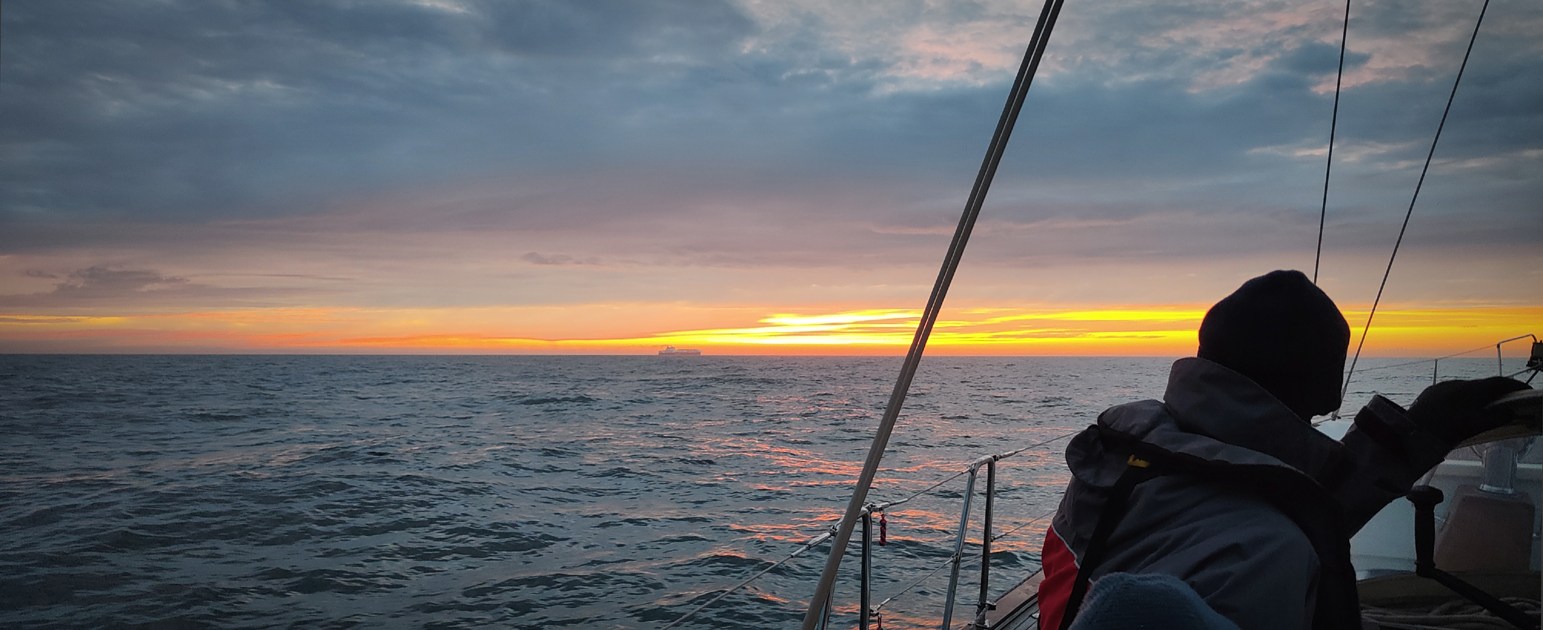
[{"x1": 2, "y1": 0, "x2": 1540, "y2": 356}]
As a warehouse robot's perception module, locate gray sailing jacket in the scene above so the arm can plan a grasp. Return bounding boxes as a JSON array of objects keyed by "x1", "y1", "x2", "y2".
[{"x1": 1038, "y1": 358, "x2": 1453, "y2": 630}]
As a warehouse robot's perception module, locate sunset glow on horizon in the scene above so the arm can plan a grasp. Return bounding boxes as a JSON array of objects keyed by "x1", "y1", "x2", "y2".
[{"x1": 4, "y1": 303, "x2": 1536, "y2": 358}]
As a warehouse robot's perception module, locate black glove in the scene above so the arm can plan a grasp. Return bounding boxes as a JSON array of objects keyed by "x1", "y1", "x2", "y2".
[{"x1": 1407, "y1": 376, "x2": 1530, "y2": 444}]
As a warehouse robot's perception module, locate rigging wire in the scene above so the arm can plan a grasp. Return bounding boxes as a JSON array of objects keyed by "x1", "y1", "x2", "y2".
[
  {"x1": 992, "y1": 508, "x2": 1057, "y2": 544},
  {"x1": 660, "y1": 531, "x2": 834, "y2": 630},
  {"x1": 873, "y1": 553, "x2": 961, "y2": 614},
  {"x1": 871, "y1": 508, "x2": 1058, "y2": 616},
  {"x1": 1340, "y1": 0, "x2": 1491, "y2": 407},
  {"x1": 798, "y1": 0, "x2": 1068, "y2": 626},
  {"x1": 1351, "y1": 340, "x2": 1511, "y2": 375},
  {"x1": 1314, "y1": 0, "x2": 1352, "y2": 285},
  {"x1": 659, "y1": 432, "x2": 1073, "y2": 628}
]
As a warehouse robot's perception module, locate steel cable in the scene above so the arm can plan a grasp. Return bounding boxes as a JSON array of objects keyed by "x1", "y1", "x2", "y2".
[
  {"x1": 799, "y1": 1, "x2": 1070, "y2": 624},
  {"x1": 661, "y1": 531, "x2": 835, "y2": 630},
  {"x1": 1314, "y1": 0, "x2": 1351, "y2": 284},
  {"x1": 1340, "y1": 0, "x2": 1491, "y2": 409}
]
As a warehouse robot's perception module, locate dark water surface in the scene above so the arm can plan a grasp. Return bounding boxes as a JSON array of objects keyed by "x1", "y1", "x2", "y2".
[{"x1": 0, "y1": 355, "x2": 1508, "y2": 628}]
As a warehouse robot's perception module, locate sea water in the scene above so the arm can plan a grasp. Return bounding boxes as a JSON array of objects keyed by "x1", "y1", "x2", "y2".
[{"x1": 0, "y1": 355, "x2": 1521, "y2": 628}]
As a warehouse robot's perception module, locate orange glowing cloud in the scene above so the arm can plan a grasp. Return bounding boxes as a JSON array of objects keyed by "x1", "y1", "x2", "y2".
[
  {"x1": 608, "y1": 307, "x2": 1201, "y2": 355},
  {"x1": 1, "y1": 303, "x2": 1537, "y2": 357}
]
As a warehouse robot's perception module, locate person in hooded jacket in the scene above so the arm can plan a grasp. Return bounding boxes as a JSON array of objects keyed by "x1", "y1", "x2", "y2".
[{"x1": 1035, "y1": 270, "x2": 1530, "y2": 630}]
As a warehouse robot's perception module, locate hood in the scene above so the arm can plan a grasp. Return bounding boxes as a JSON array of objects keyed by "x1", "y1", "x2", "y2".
[{"x1": 1064, "y1": 358, "x2": 1347, "y2": 489}]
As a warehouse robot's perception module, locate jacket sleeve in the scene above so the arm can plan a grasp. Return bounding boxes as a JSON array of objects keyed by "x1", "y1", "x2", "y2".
[
  {"x1": 1106, "y1": 482, "x2": 1319, "y2": 630},
  {"x1": 1154, "y1": 523, "x2": 1317, "y2": 630},
  {"x1": 1330, "y1": 395, "x2": 1455, "y2": 533}
]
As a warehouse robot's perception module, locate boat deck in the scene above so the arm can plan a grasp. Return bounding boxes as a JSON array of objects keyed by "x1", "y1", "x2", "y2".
[{"x1": 964, "y1": 571, "x2": 1041, "y2": 630}]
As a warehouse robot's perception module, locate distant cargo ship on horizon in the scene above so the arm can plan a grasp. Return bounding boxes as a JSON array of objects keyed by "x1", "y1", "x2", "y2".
[{"x1": 657, "y1": 346, "x2": 702, "y2": 356}]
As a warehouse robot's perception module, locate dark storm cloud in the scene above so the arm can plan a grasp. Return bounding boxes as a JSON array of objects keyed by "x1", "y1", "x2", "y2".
[{"x1": 0, "y1": 0, "x2": 756, "y2": 219}]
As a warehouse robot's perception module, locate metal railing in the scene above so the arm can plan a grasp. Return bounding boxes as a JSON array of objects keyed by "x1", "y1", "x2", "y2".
[
  {"x1": 1431, "y1": 334, "x2": 1539, "y2": 384},
  {"x1": 663, "y1": 432, "x2": 1073, "y2": 629},
  {"x1": 1351, "y1": 334, "x2": 1540, "y2": 387}
]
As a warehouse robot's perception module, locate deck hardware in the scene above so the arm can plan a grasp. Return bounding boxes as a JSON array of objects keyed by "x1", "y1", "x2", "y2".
[{"x1": 1406, "y1": 485, "x2": 1536, "y2": 629}]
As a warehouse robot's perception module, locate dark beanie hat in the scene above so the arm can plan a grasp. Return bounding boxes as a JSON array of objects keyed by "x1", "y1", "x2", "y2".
[{"x1": 1198, "y1": 270, "x2": 1350, "y2": 419}]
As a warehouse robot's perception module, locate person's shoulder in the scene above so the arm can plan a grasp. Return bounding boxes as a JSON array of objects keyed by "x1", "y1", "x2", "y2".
[
  {"x1": 1097, "y1": 398, "x2": 1171, "y2": 433},
  {"x1": 1101, "y1": 398, "x2": 1167, "y2": 417}
]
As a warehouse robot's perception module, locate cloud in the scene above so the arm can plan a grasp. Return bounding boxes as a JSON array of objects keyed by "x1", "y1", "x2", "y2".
[
  {"x1": 0, "y1": 265, "x2": 318, "y2": 309},
  {"x1": 0, "y1": 0, "x2": 1538, "y2": 322},
  {"x1": 478, "y1": 0, "x2": 753, "y2": 59},
  {"x1": 4, "y1": 0, "x2": 1537, "y2": 224},
  {"x1": 521, "y1": 252, "x2": 603, "y2": 266},
  {"x1": 52, "y1": 266, "x2": 189, "y2": 297},
  {"x1": 0, "y1": 315, "x2": 92, "y2": 325},
  {"x1": 0, "y1": 0, "x2": 755, "y2": 219}
]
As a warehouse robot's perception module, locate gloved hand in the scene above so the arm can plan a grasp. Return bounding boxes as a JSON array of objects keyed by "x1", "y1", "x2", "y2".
[{"x1": 1407, "y1": 376, "x2": 1530, "y2": 444}]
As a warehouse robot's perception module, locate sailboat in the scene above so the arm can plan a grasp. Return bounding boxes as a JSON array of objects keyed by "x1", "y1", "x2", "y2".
[{"x1": 660, "y1": 0, "x2": 1540, "y2": 627}]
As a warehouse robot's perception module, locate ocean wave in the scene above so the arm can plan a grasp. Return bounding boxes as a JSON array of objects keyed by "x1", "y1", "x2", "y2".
[
  {"x1": 513, "y1": 395, "x2": 598, "y2": 406},
  {"x1": 672, "y1": 457, "x2": 716, "y2": 465},
  {"x1": 580, "y1": 466, "x2": 657, "y2": 479},
  {"x1": 669, "y1": 551, "x2": 776, "y2": 575},
  {"x1": 86, "y1": 528, "x2": 184, "y2": 552},
  {"x1": 184, "y1": 410, "x2": 247, "y2": 422},
  {"x1": 391, "y1": 528, "x2": 563, "y2": 560}
]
